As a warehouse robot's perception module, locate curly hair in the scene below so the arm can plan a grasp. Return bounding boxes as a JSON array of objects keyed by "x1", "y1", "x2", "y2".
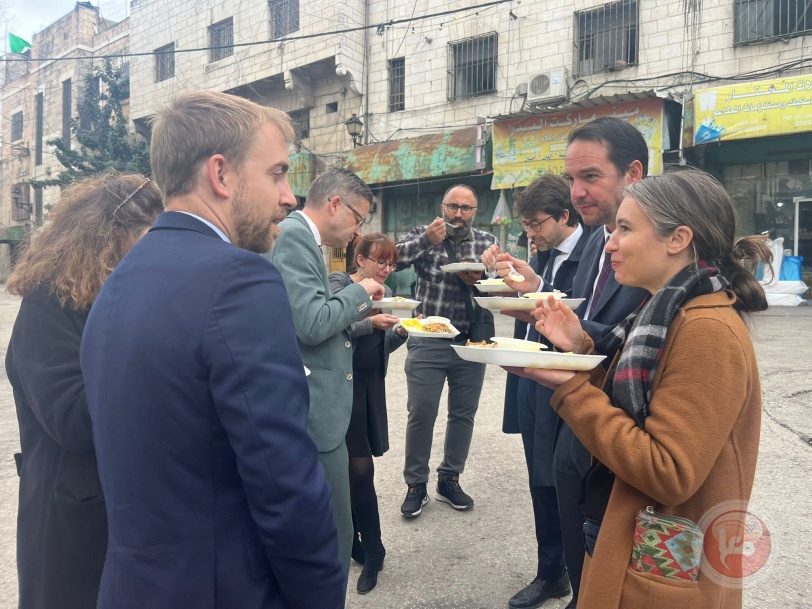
[{"x1": 6, "y1": 171, "x2": 163, "y2": 311}]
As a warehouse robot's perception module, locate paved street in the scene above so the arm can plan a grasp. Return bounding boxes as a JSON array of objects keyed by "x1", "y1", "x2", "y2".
[{"x1": 0, "y1": 290, "x2": 810, "y2": 608}]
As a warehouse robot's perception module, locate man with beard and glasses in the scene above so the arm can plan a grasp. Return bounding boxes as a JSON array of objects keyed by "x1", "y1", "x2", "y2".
[
  {"x1": 395, "y1": 185, "x2": 497, "y2": 519},
  {"x1": 80, "y1": 91, "x2": 345, "y2": 609},
  {"x1": 268, "y1": 167, "x2": 385, "y2": 579}
]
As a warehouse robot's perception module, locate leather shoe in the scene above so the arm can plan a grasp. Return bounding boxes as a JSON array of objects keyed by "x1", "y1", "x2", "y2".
[
  {"x1": 356, "y1": 556, "x2": 384, "y2": 594},
  {"x1": 508, "y1": 574, "x2": 571, "y2": 609}
]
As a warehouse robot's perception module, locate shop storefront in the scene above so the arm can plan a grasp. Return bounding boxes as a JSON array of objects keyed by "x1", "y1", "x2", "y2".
[{"x1": 690, "y1": 75, "x2": 812, "y2": 277}]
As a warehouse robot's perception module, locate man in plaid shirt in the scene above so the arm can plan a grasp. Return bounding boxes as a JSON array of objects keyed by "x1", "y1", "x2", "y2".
[{"x1": 395, "y1": 184, "x2": 497, "y2": 518}]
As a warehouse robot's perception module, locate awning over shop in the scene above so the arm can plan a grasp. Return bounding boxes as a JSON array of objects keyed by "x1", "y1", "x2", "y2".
[
  {"x1": 491, "y1": 97, "x2": 667, "y2": 189},
  {"x1": 692, "y1": 74, "x2": 812, "y2": 146},
  {"x1": 346, "y1": 127, "x2": 483, "y2": 185},
  {"x1": 288, "y1": 153, "x2": 319, "y2": 197}
]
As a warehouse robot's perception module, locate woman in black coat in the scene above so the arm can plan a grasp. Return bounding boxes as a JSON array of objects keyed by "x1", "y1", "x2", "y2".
[{"x1": 5, "y1": 173, "x2": 162, "y2": 609}]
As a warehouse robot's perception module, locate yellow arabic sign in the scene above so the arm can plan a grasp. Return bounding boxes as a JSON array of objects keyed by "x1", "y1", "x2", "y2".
[
  {"x1": 492, "y1": 98, "x2": 665, "y2": 189},
  {"x1": 694, "y1": 75, "x2": 812, "y2": 145}
]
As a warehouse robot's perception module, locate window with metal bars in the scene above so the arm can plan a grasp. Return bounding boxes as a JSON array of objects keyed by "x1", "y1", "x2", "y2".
[
  {"x1": 270, "y1": 0, "x2": 299, "y2": 38},
  {"x1": 388, "y1": 57, "x2": 405, "y2": 111},
  {"x1": 11, "y1": 111, "x2": 23, "y2": 141},
  {"x1": 62, "y1": 79, "x2": 72, "y2": 149},
  {"x1": 12, "y1": 184, "x2": 30, "y2": 221},
  {"x1": 209, "y1": 18, "x2": 234, "y2": 63},
  {"x1": 447, "y1": 33, "x2": 498, "y2": 101},
  {"x1": 35, "y1": 93, "x2": 43, "y2": 166},
  {"x1": 289, "y1": 108, "x2": 310, "y2": 140},
  {"x1": 734, "y1": 0, "x2": 812, "y2": 44},
  {"x1": 155, "y1": 43, "x2": 175, "y2": 82},
  {"x1": 575, "y1": 0, "x2": 638, "y2": 77}
]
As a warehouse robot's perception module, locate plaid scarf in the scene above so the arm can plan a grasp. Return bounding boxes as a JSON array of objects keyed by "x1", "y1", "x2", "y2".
[{"x1": 596, "y1": 262, "x2": 729, "y2": 428}]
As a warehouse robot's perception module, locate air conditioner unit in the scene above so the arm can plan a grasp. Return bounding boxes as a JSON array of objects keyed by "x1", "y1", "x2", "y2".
[{"x1": 526, "y1": 68, "x2": 568, "y2": 104}]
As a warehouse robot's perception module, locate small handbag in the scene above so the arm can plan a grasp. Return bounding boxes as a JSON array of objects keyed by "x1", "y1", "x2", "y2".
[{"x1": 629, "y1": 506, "x2": 704, "y2": 582}]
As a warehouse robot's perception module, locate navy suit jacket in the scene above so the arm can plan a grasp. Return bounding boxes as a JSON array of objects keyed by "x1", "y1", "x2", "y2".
[
  {"x1": 80, "y1": 212, "x2": 344, "y2": 609},
  {"x1": 502, "y1": 225, "x2": 591, "y2": 435}
]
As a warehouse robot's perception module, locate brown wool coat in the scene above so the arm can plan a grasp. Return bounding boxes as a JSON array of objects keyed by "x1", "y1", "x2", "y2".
[{"x1": 551, "y1": 291, "x2": 761, "y2": 609}]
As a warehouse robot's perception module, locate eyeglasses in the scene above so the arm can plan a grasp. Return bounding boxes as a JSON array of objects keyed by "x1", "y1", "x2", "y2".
[
  {"x1": 335, "y1": 197, "x2": 367, "y2": 227},
  {"x1": 366, "y1": 257, "x2": 395, "y2": 270},
  {"x1": 443, "y1": 203, "x2": 477, "y2": 214},
  {"x1": 519, "y1": 215, "x2": 555, "y2": 233}
]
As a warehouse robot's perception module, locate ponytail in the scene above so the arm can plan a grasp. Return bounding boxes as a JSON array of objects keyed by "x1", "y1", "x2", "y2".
[{"x1": 722, "y1": 235, "x2": 773, "y2": 314}]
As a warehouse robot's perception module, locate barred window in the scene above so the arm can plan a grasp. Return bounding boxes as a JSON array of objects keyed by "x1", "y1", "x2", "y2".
[
  {"x1": 11, "y1": 111, "x2": 23, "y2": 141},
  {"x1": 270, "y1": 0, "x2": 299, "y2": 38},
  {"x1": 388, "y1": 57, "x2": 405, "y2": 112},
  {"x1": 12, "y1": 183, "x2": 30, "y2": 221},
  {"x1": 155, "y1": 43, "x2": 175, "y2": 82},
  {"x1": 575, "y1": 0, "x2": 638, "y2": 77},
  {"x1": 35, "y1": 93, "x2": 43, "y2": 166},
  {"x1": 734, "y1": 0, "x2": 812, "y2": 44},
  {"x1": 447, "y1": 33, "x2": 498, "y2": 101},
  {"x1": 209, "y1": 18, "x2": 234, "y2": 63},
  {"x1": 289, "y1": 108, "x2": 310, "y2": 140}
]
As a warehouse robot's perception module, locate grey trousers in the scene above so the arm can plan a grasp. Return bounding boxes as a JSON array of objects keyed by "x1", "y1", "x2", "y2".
[
  {"x1": 318, "y1": 440, "x2": 351, "y2": 582},
  {"x1": 403, "y1": 338, "x2": 486, "y2": 485}
]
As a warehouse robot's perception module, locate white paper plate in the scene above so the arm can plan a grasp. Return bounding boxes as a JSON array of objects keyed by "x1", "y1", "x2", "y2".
[
  {"x1": 451, "y1": 345, "x2": 605, "y2": 371},
  {"x1": 474, "y1": 297, "x2": 586, "y2": 311},
  {"x1": 370, "y1": 298, "x2": 421, "y2": 311},
  {"x1": 474, "y1": 281, "x2": 518, "y2": 293},
  {"x1": 399, "y1": 317, "x2": 460, "y2": 339},
  {"x1": 440, "y1": 262, "x2": 486, "y2": 272}
]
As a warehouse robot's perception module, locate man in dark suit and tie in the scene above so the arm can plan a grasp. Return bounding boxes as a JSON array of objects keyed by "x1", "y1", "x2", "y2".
[
  {"x1": 268, "y1": 168, "x2": 385, "y2": 577},
  {"x1": 555, "y1": 117, "x2": 649, "y2": 607},
  {"x1": 484, "y1": 174, "x2": 590, "y2": 609},
  {"x1": 80, "y1": 91, "x2": 345, "y2": 609}
]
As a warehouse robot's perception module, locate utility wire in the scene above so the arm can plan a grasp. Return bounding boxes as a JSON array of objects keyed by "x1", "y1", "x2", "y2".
[{"x1": 1, "y1": 0, "x2": 513, "y2": 63}]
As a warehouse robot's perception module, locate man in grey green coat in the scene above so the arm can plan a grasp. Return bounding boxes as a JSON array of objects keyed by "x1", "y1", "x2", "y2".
[{"x1": 268, "y1": 168, "x2": 383, "y2": 578}]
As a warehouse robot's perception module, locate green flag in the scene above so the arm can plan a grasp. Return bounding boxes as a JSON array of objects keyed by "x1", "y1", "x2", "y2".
[{"x1": 9, "y1": 33, "x2": 31, "y2": 54}]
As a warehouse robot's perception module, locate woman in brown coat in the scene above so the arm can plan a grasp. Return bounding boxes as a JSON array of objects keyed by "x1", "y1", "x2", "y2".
[{"x1": 522, "y1": 170, "x2": 770, "y2": 609}]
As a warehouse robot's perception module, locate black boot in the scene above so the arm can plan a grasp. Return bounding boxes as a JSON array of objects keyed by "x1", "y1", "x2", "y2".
[
  {"x1": 353, "y1": 499, "x2": 385, "y2": 594},
  {"x1": 351, "y1": 513, "x2": 365, "y2": 565}
]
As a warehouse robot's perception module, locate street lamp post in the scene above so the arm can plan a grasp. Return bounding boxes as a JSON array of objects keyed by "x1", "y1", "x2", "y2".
[{"x1": 345, "y1": 114, "x2": 364, "y2": 148}]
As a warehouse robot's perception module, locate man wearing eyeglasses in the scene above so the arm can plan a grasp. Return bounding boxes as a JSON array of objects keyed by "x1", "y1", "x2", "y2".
[
  {"x1": 269, "y1": 167, "x2": 385, "y2": 579},
  {"x1": 395, "y1": 184, "x2": 497, "y2": 519},
  {"x1": 482, "y1": 174, "x2": 590, "y2": 609}
]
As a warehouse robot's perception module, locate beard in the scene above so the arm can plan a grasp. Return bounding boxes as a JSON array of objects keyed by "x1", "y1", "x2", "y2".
[
  {"x1": 446, "y1": 217, "x2": 473, "y2": 239},
  {"x1": 231, "y1": 182, "x2": 284, "y2": 253}
]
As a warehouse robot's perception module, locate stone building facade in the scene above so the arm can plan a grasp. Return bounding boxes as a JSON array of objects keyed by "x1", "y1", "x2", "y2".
[{"x1": 0, "y1": 2, "x2": 129, "y2": 277}]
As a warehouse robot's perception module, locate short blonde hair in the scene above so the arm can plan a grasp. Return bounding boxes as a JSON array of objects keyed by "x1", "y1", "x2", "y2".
[{"x1": 150, "y1": 91, "x2": 295, "y2": 200}]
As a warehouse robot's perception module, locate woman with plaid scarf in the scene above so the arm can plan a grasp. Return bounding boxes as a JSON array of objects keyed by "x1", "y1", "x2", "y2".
[{"x1": 517, "y1": 169, "x2": 771, "y2": 609}]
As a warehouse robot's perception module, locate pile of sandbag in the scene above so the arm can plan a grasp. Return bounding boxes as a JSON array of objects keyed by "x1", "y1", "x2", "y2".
[{"x1": 759, "y1": 238, "x2": 808, "y2": 307}]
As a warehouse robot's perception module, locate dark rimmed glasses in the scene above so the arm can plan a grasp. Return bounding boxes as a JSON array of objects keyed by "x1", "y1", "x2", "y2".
[
  {"x1": 443, "y1": 203, "x2": 477, "y2": 214},
  {"x1": 335, "y1": 197, "x2": 367, "y2": 227},
  {"x1": 519, "y1": 215, "x2": 554, "y2": 232},
  {"x1": 366, "y1": 257, "x2": 395, "y2": 270}
]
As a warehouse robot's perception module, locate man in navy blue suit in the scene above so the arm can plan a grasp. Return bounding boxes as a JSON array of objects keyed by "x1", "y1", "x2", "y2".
[
  {"x1": 80, "y1": 91, "x2": 345, "y2": 609},
  {"x1": 483, "y1": 175, "x2": 590, "y2": 609}
]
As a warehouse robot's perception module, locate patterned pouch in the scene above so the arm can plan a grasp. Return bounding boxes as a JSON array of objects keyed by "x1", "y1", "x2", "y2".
[{"x1": 629, "y1": 506, "x2": 703, "y2": 582}]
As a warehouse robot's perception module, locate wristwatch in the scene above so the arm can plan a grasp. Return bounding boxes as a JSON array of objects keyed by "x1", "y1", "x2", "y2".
[{"x1": 395, "y1": 326, "x2": 408, "y2": 339}]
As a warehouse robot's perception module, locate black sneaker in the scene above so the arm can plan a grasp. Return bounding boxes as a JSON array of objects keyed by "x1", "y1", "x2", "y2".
[
  {"x1": 436, "y1": 473, "x2": 474, "y2": 510},
  {"x1": 400, "y1": 483, "x2": 428, "y2": 518}
]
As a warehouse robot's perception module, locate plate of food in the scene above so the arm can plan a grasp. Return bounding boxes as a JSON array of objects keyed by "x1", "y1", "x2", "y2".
[
  {"x1": 474, "y1": 278, "x2": 518, "y2": 293},
  {"x1": 439, "y1": 262, "x2": 486, "y2": 273},
  {"x1": 397, "y1": 316, "x2": 460, "y2": 339},
  {"x1": 487, "y1": 336, "x2": 548, "y2": 351},
  {"x1": 451, "y1": 344, "x2": 605, "y2": 371},
  {"x1": 474, "y1": 296, "x2": 586, "y2": 312},
  {"x1": 370, "y1": 297, "x2": 421, "y2": 311}
]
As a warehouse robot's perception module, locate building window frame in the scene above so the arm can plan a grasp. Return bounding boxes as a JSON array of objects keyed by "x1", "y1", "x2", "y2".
[
  {"x1": 574, "y1": 0, "x2": 639, "y2": 77},
  {"x1": 12, "y1": 183, "x2": 31, "y2": 221},
  {"x1": 35, "y1": 92, "x2": 44, "y2": 166},
  {"x1": 388, "y1": 57, "x2": 405, "y2": 112},
  {"x1": 447, "y1": 32, "x2": 498, "y2": 101},
  {"x1": 11, "y1": 111, "x2": 23, "y2": 142},
  {"x1": 208, "y1": 18, "x2": 234, "y2": 63},
  {"x1": 155, "y1": 43, "x2": 176, "y2": 82},
  {"x1": 289, "y1": 108, "x2": 310, "y2": 140},
  {"x1": 62, "y1": 79, "x2": 72, "y2": 149},
  {"x1": 270, "y1": 0, "x2": 299, "y2": 39},
  {"x1": 734, "y1": 0, "x2": 812, "y2": 45}
]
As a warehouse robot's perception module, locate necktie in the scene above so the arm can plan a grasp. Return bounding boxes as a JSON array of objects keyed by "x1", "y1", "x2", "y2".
[
  {"x1": 590, "y1": 244, "x2": 612, "y2": 312},
  {"x1": 542, "y1": 248, "x2": 560, "y2": 289}
]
